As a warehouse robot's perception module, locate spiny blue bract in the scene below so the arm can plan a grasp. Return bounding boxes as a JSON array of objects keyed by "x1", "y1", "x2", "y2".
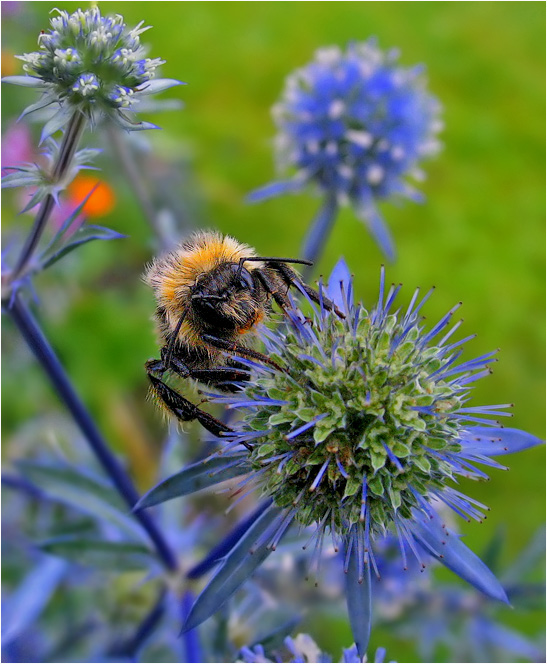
[
  {"x1": 4, "y1": 7, "x2": 181, "y2": 133},
  {"x1": 250, "y1": 39, "x2": 442, "y2": 259}
]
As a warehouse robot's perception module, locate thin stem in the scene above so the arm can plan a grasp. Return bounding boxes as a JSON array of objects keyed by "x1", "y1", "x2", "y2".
[
  {"x1": 53, "y1": 111, "x2": 86, "y2": 179},
  {"x1": 2, "y1": 472, "x2": 47, "y2": 500},
  {"x1": 6, "y1": 293, "x2": 179, "y2": 572},
  {"x1": 109, "y1": 589, "x2": 167, "y2": 658},
  {"x1": 106, "y1": 125, "x2": 172, "y2": 250},
  {"x1": 11, "y1": 111, "x2": 87, "y2": 282},
  {"x1": 300, "y1": 193, "x2": 339, "y2": 281},
  {"x1": 181, "y1": 591, "x2": 203, "y2": 663}
]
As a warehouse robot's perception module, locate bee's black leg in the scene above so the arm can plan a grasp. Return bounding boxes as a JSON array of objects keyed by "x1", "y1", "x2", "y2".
[
  {"x1": 146, "y1": 357, "x2": 166, "y2": 374},
  {"x1": 270, "y1": 262, "x2": 346, "y2": 319},
  {"x1": 147, "y1": 372, "x2": 238, "y2": 440},
  {"x1": 253, "y1": 270, "x2": 292, "y2": 315},
  {"x1": 201, "y1": 334, "x2": 287, "y2": 373},
  {"x1": 156, "y1": 348, "x2": 250, "y2": 387},
  {"x1": 190, "y1": 367, "x2": 251, "y2": 384},
  {"x1": 146, "y1": 355, "x2": 251, "y2": 446},
  {"x1": 159, "y1": 348, "x2": 190, "y2": 378}
]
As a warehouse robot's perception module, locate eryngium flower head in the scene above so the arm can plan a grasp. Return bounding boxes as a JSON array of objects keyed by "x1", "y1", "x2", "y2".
[
  {"x1": 3, "y1": 7, "x2": 181, "y2": 134},
  {"x1": 249, "y1": 39, "x2": 442, "y2": 259},
  {"x1": 172, "y1": 260, "x2": 542, "y2": 657},
  {"x1": 239, "y1": 634, "x2": 393, "y2": 663},
  {"x1": 223, "y1": 261, "x2": 537, "y2": 543}
]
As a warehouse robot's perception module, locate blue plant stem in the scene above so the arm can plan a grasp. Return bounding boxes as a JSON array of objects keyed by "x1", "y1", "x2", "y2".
[
  {"x1": 2, "y1": 472, "x2": 47, "y2": 500},
  {"x1": 6, "y1": 293, "x2": 179, "y2": 572},
  {"x1": 11, "y1": 111, "x2": 87, "y2": 282},
  {"x1": 181, "y1": 591, "x2": 203, "y2": 663},
  {"x1": 300, "y1": 192, "x2": 338, "y2": 281},
  {"x1": 110, "y1": 588, "x2": 167, "y2": 658}
]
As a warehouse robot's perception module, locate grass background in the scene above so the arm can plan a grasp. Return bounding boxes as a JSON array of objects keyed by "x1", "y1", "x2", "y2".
[{"x1": 2, "y1": 2, "x2": 545, "y2": 661}]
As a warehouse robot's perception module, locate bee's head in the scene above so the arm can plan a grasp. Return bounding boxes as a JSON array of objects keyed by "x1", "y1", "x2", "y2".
[{"x1": 190, "y1": 262, "x2": 259, "y2": 331}]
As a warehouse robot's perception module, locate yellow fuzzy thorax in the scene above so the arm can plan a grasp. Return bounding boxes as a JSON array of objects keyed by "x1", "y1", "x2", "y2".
[{"x1": 144, "y1": 231, "x2": 262, "y2": 344}]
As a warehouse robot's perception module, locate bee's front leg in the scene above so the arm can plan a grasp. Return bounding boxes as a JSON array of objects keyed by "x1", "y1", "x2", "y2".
[{"x1": 202, "y1": 334, "x2": 288, "y2": 374}]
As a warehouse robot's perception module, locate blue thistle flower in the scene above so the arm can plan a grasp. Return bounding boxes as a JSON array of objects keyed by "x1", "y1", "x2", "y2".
[
  {"x1": 238, "y1": 633, "x2": 393, "y2": 663},
  {"x1": 2, "y1": 7, "x2": 183, "y2": 136},
  {"x1": 139, "y1": 260, "x2": 542, "y2": 658},
  {"x1": 249, "y1": 40, "x2": 442, "y2": 261}
]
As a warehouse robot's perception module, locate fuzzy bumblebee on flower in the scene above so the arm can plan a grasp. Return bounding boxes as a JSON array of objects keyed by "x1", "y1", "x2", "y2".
[{"x1": 137, "y1": 259, "x2": 542, "y2": 658}]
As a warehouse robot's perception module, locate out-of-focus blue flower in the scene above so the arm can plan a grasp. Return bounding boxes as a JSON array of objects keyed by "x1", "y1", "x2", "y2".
[
  {"x1": 238, "y1": 633, "x2": 393, "y2": 663},
  {"x1": 249, "y1": 40, "x2": 442, "y2": 260},
  {"x1": 2, "y1": 7, "x2": 182, "y2": 135},
  {"x1": 397, "y1": 527, "x2": 546, "y2": 663},
  {"x1": 140, "y1": 259, "x2": 542, "y2": 658},
  {"x1": 371, "y1": 533, "x2": 432, "y2": 620},
  {"x1": 1, "y1": 420, "x2": 205, "y2": 663}
]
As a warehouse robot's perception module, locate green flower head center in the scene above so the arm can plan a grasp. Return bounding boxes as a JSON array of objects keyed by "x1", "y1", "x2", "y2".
[
  {"x1": 18, "y1": 9, "x2": 161, "y2": 108},
  {"x1": 245, "y1": 309, "x2": 463, "y2": 535}
]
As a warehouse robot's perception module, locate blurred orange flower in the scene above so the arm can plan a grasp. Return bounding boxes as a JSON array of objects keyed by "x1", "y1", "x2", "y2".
[
  {"x1": 66, "y1": 175, "x2": 116, "y2": 218},
  {"x1": 1, "y1": 50, "x2": 17, "y2": 77}
]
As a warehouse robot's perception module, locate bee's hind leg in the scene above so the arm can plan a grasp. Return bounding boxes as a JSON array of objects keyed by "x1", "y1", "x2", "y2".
[
  {"x1": 145, "y1": 355, "x2": 252, "y2": 447},
  {"x1": 146, "y1": 370, "x2": 235, "y2": 439}
]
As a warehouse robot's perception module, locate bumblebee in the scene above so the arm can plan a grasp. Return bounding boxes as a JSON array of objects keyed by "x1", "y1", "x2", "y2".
[{"x1": 144, "y1": 230, "x2": 342, "y2": 439}]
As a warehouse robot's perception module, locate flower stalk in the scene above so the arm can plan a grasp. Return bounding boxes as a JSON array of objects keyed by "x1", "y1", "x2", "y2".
[
  {"x1": 10, "y1": 111, "x2": 87, "y2": 283},
  {"x1": 300, "y1": 192, "x2": 338, "y2": 280},
  {"x1": 6, "y1": 293, "x2": 178, "y2": 572},
  {"x1": 105, "y1": 124, "x2": 176, "y2": 251}
]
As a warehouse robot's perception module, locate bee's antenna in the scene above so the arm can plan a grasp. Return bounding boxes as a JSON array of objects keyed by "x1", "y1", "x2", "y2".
[{"x1": 235, "y1": 256, "x2": 313, "y2": 281}]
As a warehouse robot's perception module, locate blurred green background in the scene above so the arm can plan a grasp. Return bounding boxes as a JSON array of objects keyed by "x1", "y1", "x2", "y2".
[{"x1": 2, "y1": 1, "x2": 545, "y2": 661}]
